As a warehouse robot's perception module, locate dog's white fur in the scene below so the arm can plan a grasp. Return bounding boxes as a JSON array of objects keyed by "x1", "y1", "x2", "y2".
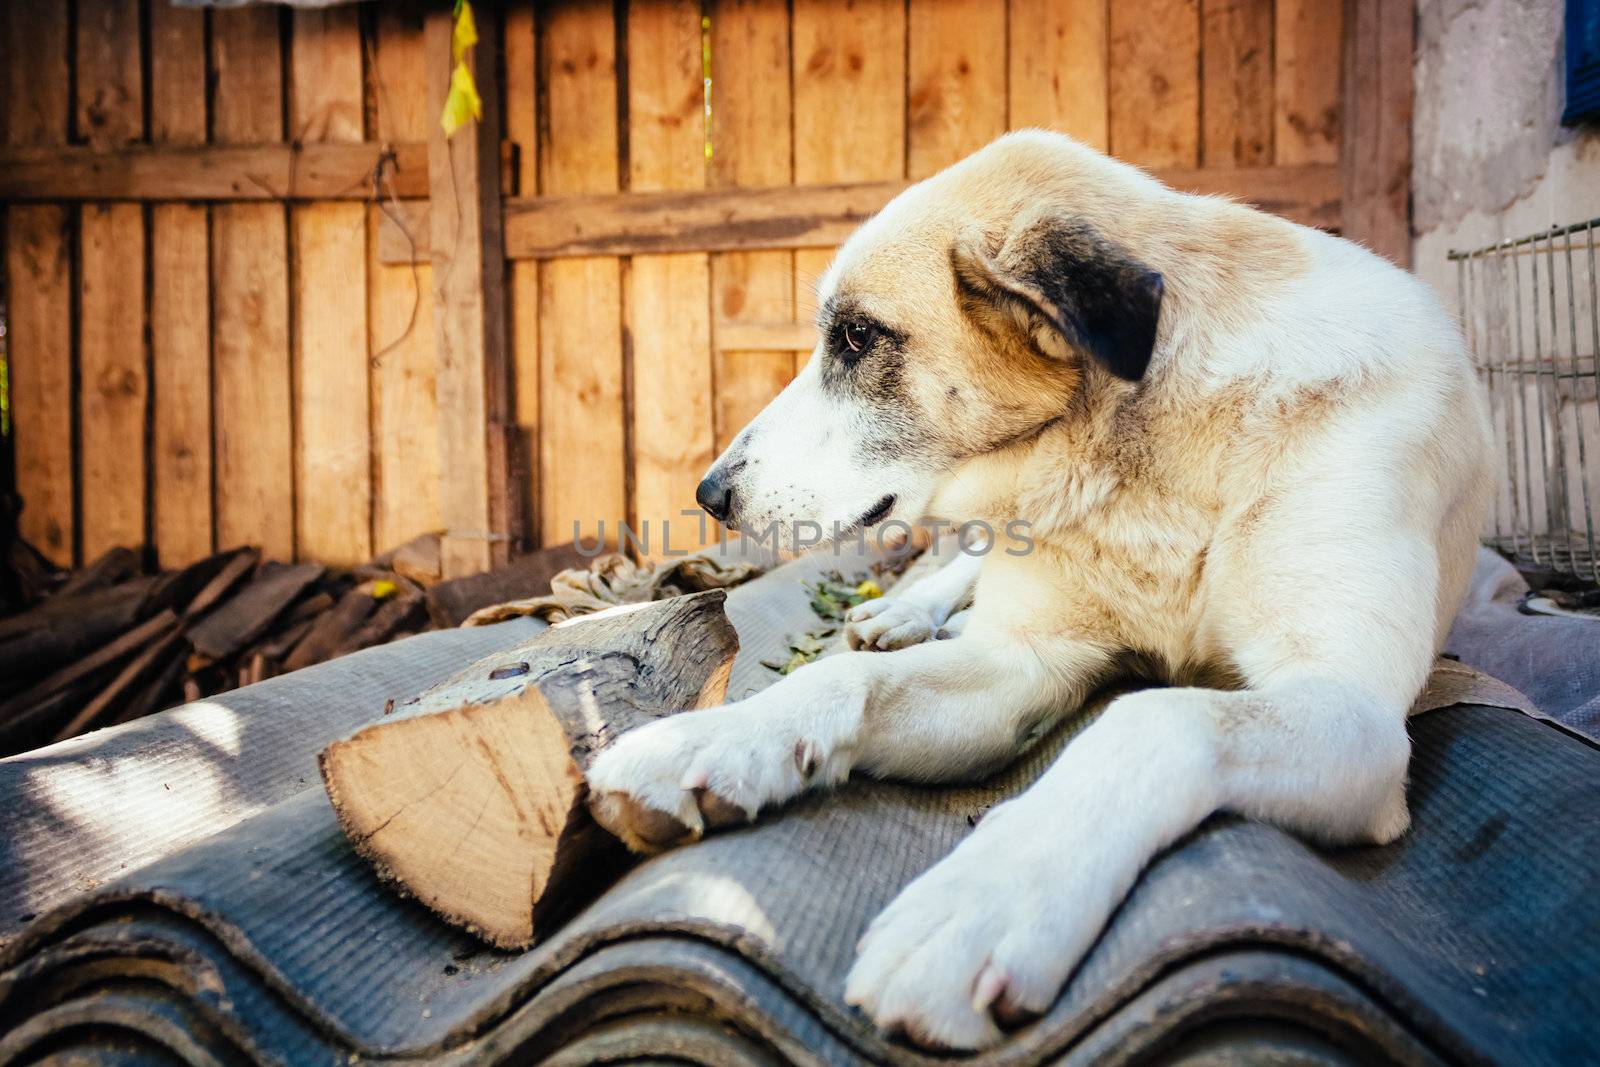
[{"x1": 587, "y1": 131, "x2": 1493, "y2": 1050}]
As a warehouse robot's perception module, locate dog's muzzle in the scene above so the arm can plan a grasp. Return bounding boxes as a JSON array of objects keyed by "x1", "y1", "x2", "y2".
[{"x1": 696, "y1": 469, "x2": 737, "y2": 527}]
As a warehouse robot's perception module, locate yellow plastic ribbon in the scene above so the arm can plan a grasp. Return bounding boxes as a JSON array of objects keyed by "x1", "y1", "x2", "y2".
[{"x1": 439, "y1": 1, "x2": 482, "y2": 136}]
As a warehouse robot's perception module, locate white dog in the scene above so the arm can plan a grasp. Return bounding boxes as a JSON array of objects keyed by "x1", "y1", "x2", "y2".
[{"x1": 587, "y1": 131, "x2": 1493, "y2": 1050}]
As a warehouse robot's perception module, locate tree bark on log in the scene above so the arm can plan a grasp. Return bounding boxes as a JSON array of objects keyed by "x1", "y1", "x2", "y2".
[{"x1": 319, "y1": 590, "x2": 739, "y2": 949}]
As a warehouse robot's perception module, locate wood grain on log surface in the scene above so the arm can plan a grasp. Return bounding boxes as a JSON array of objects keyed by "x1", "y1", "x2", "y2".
[{"x1": 319, "y1": 590, "x2": 739, "y2": 949}]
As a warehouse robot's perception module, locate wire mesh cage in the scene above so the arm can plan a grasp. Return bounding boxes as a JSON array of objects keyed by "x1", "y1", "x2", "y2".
[{"x1": 1452, "y1": 218, "x2": 1600, "y2": 587}]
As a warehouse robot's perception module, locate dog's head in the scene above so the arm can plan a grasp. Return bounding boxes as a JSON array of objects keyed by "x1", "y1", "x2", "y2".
[{"x1": 697, "y1": 132, "x2": 1165, "y2": 549}]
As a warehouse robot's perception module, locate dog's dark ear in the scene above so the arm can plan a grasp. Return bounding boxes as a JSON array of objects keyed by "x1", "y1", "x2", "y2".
[{"x1": 952, "y1": 210, "x2": 1163, "y2": 382}]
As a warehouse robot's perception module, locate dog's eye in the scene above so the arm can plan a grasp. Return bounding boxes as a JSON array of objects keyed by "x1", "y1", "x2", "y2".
[{"x1": 840, "y1": 320, "x2": 877, "y2": 355}]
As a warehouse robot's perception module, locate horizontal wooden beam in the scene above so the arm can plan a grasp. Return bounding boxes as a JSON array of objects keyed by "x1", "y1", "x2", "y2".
[
  {"x1": 502, "y1": 179, "x2": 908, "y2": 259},
  {"x1": 1159, "y1": 162, "x2": 1341, "y2": 227},
  {"x1": 715, "y1": 321, "x2": 818, "y2": 352},
  {"x1": 376, "y1": 179, "x2": 904, "y2": 263},
  {"x1": 378, "y1": 163, "x2": 1340, "y2": 263},
  {"x1": 0, "y1": 147, "x2": 1340, "y2": 238},
  {"x1": 0, "y1": 143, "x2": 430, "y2": 201}
]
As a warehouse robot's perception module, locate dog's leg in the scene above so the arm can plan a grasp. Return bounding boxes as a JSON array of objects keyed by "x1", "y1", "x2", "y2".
[
  {"x1": 846, "y1": 461, "x2": 1461, "y2": 1050},
  {"x1": 842, "y1": 674, "x2": 1415, "y2": 1048},
  {"x1": 586, "y1": 615, "x2": 1116, "y2": 853},
  {"x1": 846, "y1": 548, "x2": 983, "y2": 650}
]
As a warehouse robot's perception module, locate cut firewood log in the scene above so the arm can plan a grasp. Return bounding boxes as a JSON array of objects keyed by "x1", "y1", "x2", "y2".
[
  {"x1": 282, "y1": 587, "x2": 377, "y2": 673},
  {"x1": 319, "y1": 590, "x2": 739, "y2": 949},
  {"x1": 54, "y1": 547, "x2": 142, "y2": 600},
  {"x1": 254, "y1": 616, "x2": 317, "y2": 663},
  {"x1": 0, "y1": 687, "x2": 94, "y2": 756},
  {"x1": 339, "y1": 591, "x2": 426, "y2": 657},
  {"x1": 369, "y1": 532, "x2": 443, "y2": 588},
  {"x1": 424, "y1": 542, "x2": 589, "y2": 628},
  {"x1": 142, "y1": 546, "x2": 255, "y2": 616},
  {"x1": 280, "y1": 589, "x2": 336, "y2": 627},
  {"x1": 0, "y1": 577, "x2": 159, "y2": 683},
  {"x1": 0, "y1": 610, "x2": 180, "y2": 755},
  {"x1": 180, "y1": 548, "x2": 261, "y2": 621},
  {"x1": 0, "y1": 575, "x2": 157, "y2": 643},
  {"x1": 52, "y1": 625, "x2": 186, "y2": 742},
  {"x1": 110, "y1": 648, "x2": 189, "y2": 727},
  {"x1": 0, "y1": 609, "x2": 179, "y2": 720},
  {"x1": 3, "y1": 534, "x2": 66, "y2": 610},
  {"x1": 187, "y1": 562, "x2": 324, "y2": 665}
]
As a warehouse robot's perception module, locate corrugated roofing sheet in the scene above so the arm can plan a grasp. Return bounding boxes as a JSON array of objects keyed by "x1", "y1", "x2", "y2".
[{"x1": 1, "y1": 548, "x2": 1598, "y2": 1065}]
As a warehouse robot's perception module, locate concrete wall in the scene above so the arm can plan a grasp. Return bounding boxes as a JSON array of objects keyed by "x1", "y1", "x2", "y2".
[
  {"x1": 1412, "y1": 0, "x2": 1600, "y2": 572},
  {"x1": 1413, "y1": 0, "x2": 1599, "y2": 293}
]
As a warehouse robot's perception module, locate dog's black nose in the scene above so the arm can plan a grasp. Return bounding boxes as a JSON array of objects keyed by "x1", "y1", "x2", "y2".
[{"x1": 696, "y1": 472, "x2": 736, "y2": 526}]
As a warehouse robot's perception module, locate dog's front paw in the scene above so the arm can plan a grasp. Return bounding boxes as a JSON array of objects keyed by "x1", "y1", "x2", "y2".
[
  {"x1": 845, "y1": 598, "x2": 940, "y2": 651},
  {"x1": 587, "y1": 706, "x2": 816, "y2": 854},
  {"x1": 843, "y1": 804, "x2": 1101, "y2": 1050}
]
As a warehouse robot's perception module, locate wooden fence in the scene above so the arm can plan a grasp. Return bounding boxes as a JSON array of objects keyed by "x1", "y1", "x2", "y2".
[{"x1": 0, "y1": 0, "x2": 1410, "y2": 577}]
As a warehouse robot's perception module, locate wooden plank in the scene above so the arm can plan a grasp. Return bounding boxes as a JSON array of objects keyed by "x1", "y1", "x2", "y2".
[
  {"x1": 181, "y1": 547, "x2": 260, "y2": 621},
  {"x1": 75, "y1": 0, "x2": 143, "y2": 150},
  {"x1": 0, "y1": 610, "x2": 178, "y2": 722},
  {"x1": 629, "y1": 0, "x2": 714, "y2": 559},
  {"x1": 150, "y1": 1, "x2": 213, "y2": 568},
  {"x1": 4, "y1": 5, "x2": 74, "y2": 566},
  {"x1": 0, "y1": 143, "x2": 431, "y2": 201},
  {"x1": 1201, "y1": 0, "x2": 1274, "y2": 167},
  {"x1": 0, "y1": 579, "x2": 153, "y2": 685},
  {"x1": 385, "y1": 180, "x2": 905, "y2": 260},
  {"x1": 53, "y1": 627, "x2": 186, "y2": 743},
  {"x1": 793, "y1": 0, "x2": 907, "y2": 185},
  {"x1": 289, "y1": 9, "x2": 365, "y2": 143},
  {"x1": 78, "y1": 205, "x2": 148, "y2": 561},
  {"x1": 76, "y1": 0, "x2": 147, "y2": 562},
  {"x1": 150, "y1": 206, "x2": 212, "y2": 566},
  {"x1": 214, "y1": 7, "x2": 286, "y2": 144},
  {"x1": 150, "y1": 4, "x2": 207, "y2": 145},
  {"x1": 382, "y1": 163, "x2": 1342, "y2": 265},
  {"x1": 793, "y1": 0, "x2": 906, "y2": 370},
  {"x1": 715, "y1": 321, "x2": 819, "y2": 352},
  {"x1": 1109, "y1": 0, "x2": 1202, "y2": 167},
  {"x1": 1007, "y1": 0, "x2": 1109, "y2": 150},
  {"x1": 143, "y1": 546, "x2": 252, "y2": 616},
  {"x1": 630, "y1": 251, "x2": 713, "y2": 551},
  {"x1": 187, "y1": 562, "x2": 325, "y2": 663},
  {"x1": 53, "y1": 548, "x2": 143, "y2": 601},
  {"x1": 291, "y1": 8, "x2": 372, "y2": 566},
  {"x1": 368, "y1": 1, "x2": 440, "y2": 557},
  {"x1": 505, "y1": 1, "x2": 540, "y2": 548},
  {"x1": 5, "y1": 211, "x2": 75, "y2": 567},
  {"x1": 1275, "y1": 0, "x2": 1344, "y2": 166},
  {"x1": 425, "y1": 6, "x2": 512, "y2": 576},
  {"x1": 539, "y1": 0, "x2": 625, "y2": 549},
  {"x1": 424, "y1": 542, "x2": 589, "y2": 628},
  {"x1": 281, "y1": 587, "x2": 377, "y2": 673},
  {"x1": 211, "y1": 6, "x2": 294, "y2": 561},
  {"x1": 907, "y1": 0, "x2": 1007, "y2": 179},
  {"x1": 1149, "y1": 164, "x2": 1341, "y2": 224},
  {"x1": 710, "y1": 0, "x2": 797, "y2": 457},
  {"x1": 1340, "y1": 0, "x2": 1413, "y2": 265},
  {"x1": 2, "y1": 4, "x2": 71, "y2": 149}
]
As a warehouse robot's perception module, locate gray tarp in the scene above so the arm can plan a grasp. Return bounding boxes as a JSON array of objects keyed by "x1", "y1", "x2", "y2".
[
  {"x1": 1446, "y1": 549, "x2": 1600, "y2": 739},
  {"x1": 1, "y1": 547, "x2": 1597, "y2": 1065}
]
